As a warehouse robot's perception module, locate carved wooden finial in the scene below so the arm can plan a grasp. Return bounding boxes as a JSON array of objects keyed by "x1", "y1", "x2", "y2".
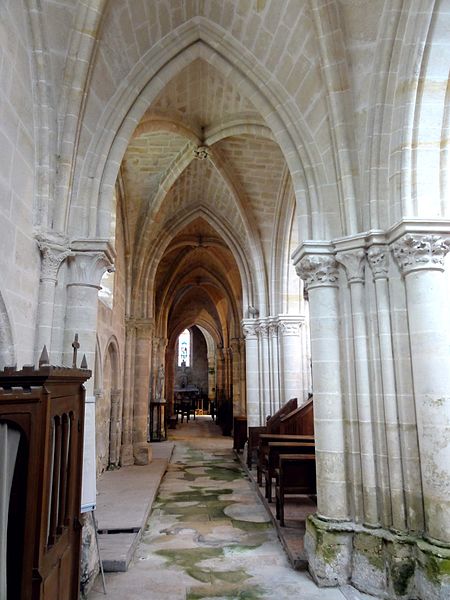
[
  {"x1": 80, "y1": 354, "x2": 88, "y2": 369},
  {"x1": 39, "y1": 345, "x2": 49, "y2": 367},
  {"x1": 72, "y1": 333, "x2": 80, "y2": 368}
]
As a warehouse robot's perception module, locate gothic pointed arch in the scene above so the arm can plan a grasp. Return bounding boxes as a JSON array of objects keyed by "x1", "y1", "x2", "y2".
[
  {"x1": 71, "y1": 18, "x2": 338, "y2": 243},
  {"x1": 0, "y1": 293, "x2": 15, "y2": 368}
]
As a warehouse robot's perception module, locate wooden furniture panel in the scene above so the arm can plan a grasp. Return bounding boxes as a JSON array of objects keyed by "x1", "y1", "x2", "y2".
[
  {"x1": 263, "y1": 441, "x2": 315, "y2": 502},
  {"x1": 256, "y1": 434, "x2": 315, "y2": 485},
  {"x1": 275, "y1": 454, "x2": 316, "y2": 526},
  {"x1": 246, "y1": 397, "x2": 298, "y2": 468},
  {"x1": 279, "y1": 396, "x2": 314, "y2": 435},
  {"x1": 0, "y1": 363, "x2": 90, "y2": 600}
]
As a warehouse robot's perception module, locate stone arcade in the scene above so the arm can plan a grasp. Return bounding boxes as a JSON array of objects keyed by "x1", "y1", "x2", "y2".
[{"x1": 0, "y1": 1, "x2": 449, "y2": 598}]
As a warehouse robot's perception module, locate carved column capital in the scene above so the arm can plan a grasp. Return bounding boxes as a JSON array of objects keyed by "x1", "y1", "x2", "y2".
[
  {"x1": 295, "y1": 255, "x2": 339, "y2": 289},
  {"x1": 278, "y1": 317, "x2": 303, "y2": 336},
  {"x1": 268, "y1": 320, "x2": 279, "y2": 338},
  {"x1": 67, "y1": 252, "x2": 114, "y2": 289},
  {"x1": 242, "y1": 319, "x2": 258, "y2": 340},
  {"x1": 367, "y1": 244, "x2": 389, "y2": 280},
  {"x1": 66, "y1": 239, "x2": 115, "y2": 288},
  {"x1": 336, "y1": 248, "x2": 366, "y2": 284},
  {"x1": 391, "y1": 234, "x2": 450, "y2": 275},
  {"x1": 135, "y1": 319, "x2": 154, "y2": 338},
  {"x1": 37, "y1": 241, "x2": 72, "y2": 282},
  {"x1": 256, "y1": 320, "x2": 269, "y2": 338}
]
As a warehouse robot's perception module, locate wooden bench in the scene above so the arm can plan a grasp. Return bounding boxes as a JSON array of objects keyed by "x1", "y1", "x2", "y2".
[
  {"x1": 263, "y1": 441, "x2": 315, "y2": 502},
  {"x1": 247, "y1": 397, "x2": 298, "y2": 469},
  {"x1": 275, "y1": 454, "x2": 316, "y2": 527},
  {"x1": 256, "y1": 433, "x2": 315, "y2": 485}
]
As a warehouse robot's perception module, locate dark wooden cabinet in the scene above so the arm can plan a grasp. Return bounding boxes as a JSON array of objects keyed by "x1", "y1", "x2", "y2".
[{"x1": 0, "y1": 364, "x2": 90, "y2": 600}]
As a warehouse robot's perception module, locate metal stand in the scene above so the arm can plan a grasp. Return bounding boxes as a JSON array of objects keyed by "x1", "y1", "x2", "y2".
[{"x1": 92, "y1": 510, "x2": 107, "y2": 594}]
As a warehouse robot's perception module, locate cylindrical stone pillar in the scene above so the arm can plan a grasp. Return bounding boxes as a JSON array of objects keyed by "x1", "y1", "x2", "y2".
[
  {"x1": 63, "y1": 246, "x2": 114, "y2": 510},
  {"x1": 133, "y1": 319, "x2": 153, "y2": 465},
  {"x1": 336, "y1": 249, "x2": 379, "y2": 527},
  {"x1": 230, "y1": 338, "x2": 242, "y2": 416},
  {"x1": 242, "y1": 320, "x2": 261, "y2": 426},
  {"x1": 278, "y1": 316, "x2": 304, "y2": 405},
  {"x1": 121, "y1": 319, "x2": 136, "y2": 466},
  {"x1": 392, "y1": 233, "x2": 450, "y2": 544},
  {"x1": 368, "y1": 244, "x2": 407, "y2": 532},
  {"x1": 269, "y1": 321, "x2": 280, "y2": 413},
  {"x1": 258, "y1": 321, "x2": 271, "y2": 419},
  {"x1": 35, "y1": 242, "x2": 71, "y2": 360},
  {"x1": 296, "y1": 254, "x2": 349, "y2": 521},
  {"x1": 63, "y1": 251, "x2": 113, "y2": 394}
]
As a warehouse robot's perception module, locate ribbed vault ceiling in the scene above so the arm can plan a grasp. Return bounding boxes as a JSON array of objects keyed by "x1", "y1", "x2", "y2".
[{"x1": 120, "y1": 56, "x2": 291, "y2": 348}]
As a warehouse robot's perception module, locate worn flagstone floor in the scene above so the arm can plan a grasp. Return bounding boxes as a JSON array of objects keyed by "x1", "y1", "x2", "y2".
[{"x1": 88, "y1": 417, "x2": 350, "y2": 600}]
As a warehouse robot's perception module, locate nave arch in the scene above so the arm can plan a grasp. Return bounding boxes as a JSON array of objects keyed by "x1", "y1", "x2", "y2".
[{"x1": 71, "y1": 19, "x2": 340, "y2": 244}]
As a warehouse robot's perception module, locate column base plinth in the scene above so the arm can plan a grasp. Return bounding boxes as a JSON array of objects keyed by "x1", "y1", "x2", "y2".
[
  {"x1": 133, "y1": 442, "x2": 152, "y2": 465},
  {"x1": 119, "y1": 443, "x2": 134, "y2": 466},
  {"x1": 305, "y1": 515, "x2": 450, "y2": 599}
]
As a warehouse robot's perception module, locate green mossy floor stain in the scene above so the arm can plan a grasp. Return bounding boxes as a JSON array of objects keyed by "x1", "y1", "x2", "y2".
[
  {"x1": 186, "y1": 585, "x2": 265, "y2": 600},
  {"x1": 146, "y1": 441, "x2": 271, "y2": 597}
]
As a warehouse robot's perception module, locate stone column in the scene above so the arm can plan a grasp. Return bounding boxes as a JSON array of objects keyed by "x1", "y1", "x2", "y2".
[
  {"x1": 295, "y1": 251, "x2": 349, "y2": 521},
  {"x1": 367, "y1": 244, "x2": 407, "y2": 532},
  {"x1": 109, "y1": 389, "x2": 121, "y2": 468},
  {"x1": 239, "y1": 338, "x2": 247, "y2": 417},
  {"x1": 207, "y1": 355, "x2": 215, "y2": 402},
  {"x1": 336, "y1": 249, "x2": 379, "y2": 527},
  {"x1": 278, "y1": 316, "x2": 304, "y2": 405},
  {"x1": 242, "y1": 320, "x2": 261, "y2": 426},
  {"x1": 35, "y1": 239, "x2": 71, "y2": 360},
  {"x1": 62, "y1": 241, "x2": 114, "y2": 510},
  {"x1": 133, "y1": 319, "x2": 153, "y2": 465},
  {"x1": 268, "y1": 320, "x2": 280, "y2": 413},
  {"x1": 121, "y1": 319, "x2": 136, "y2": 466},
  {"x1": 216, "y1": 344, "x2": 225, "y2": 400},
  {"x1": 230, "y1": 338, "x2": 242, "y2": 416},
  {"x1": 392, "y1": 232, "x2": 450, "y2": 544},
  {"x1": 257, "y1": 321, "x2": 272, "y2": 419},
  {"x1": 165, "y1": 346, "x2": 175, "y2": 415},
  {"x1": 63, "y1": 244, "x2": 114, "y2": 393},
  {"x1": 224, "y1": 344, "x2": 232, "y2": 400}
]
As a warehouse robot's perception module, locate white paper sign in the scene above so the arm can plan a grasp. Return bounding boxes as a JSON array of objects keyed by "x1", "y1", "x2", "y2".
[{"x1": 81, "y1": 395, "x2": 97, "y2": 512}]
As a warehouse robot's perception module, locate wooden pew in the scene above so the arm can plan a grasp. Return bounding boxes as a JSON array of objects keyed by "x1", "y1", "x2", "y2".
[
  {"x1": 263, "y1": 441, "x2": 315, "y2": 502},
  {"x1": 246, "y1": 397, "x2": 298, "y2": 469},
  {"x1": 257, "y1": 433, "x2": 315, "y2": 486},
  {"x1": 275, "y1": 454, "x2": 316, "y2": 527},
  {"x1": 255, "y1": 395, "x2": 314, "y2": 484},
  {"x1": 279, "y1": 394, "x2": 314, "y2": 435}
]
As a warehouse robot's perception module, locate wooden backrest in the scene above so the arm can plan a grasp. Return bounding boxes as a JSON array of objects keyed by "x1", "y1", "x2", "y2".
[
  {"x1": 279, "y1": 396, "x2": 314, "y2": 435},
  {"x1": 266, "y1": 397, "x2": 298, "y2": 433},
  {"x1": 267, "y1": 442, "x2": 315, "y2": 469},
  {"x1": 278, "y1": 453, "x2": 317, "y2": 492}
]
